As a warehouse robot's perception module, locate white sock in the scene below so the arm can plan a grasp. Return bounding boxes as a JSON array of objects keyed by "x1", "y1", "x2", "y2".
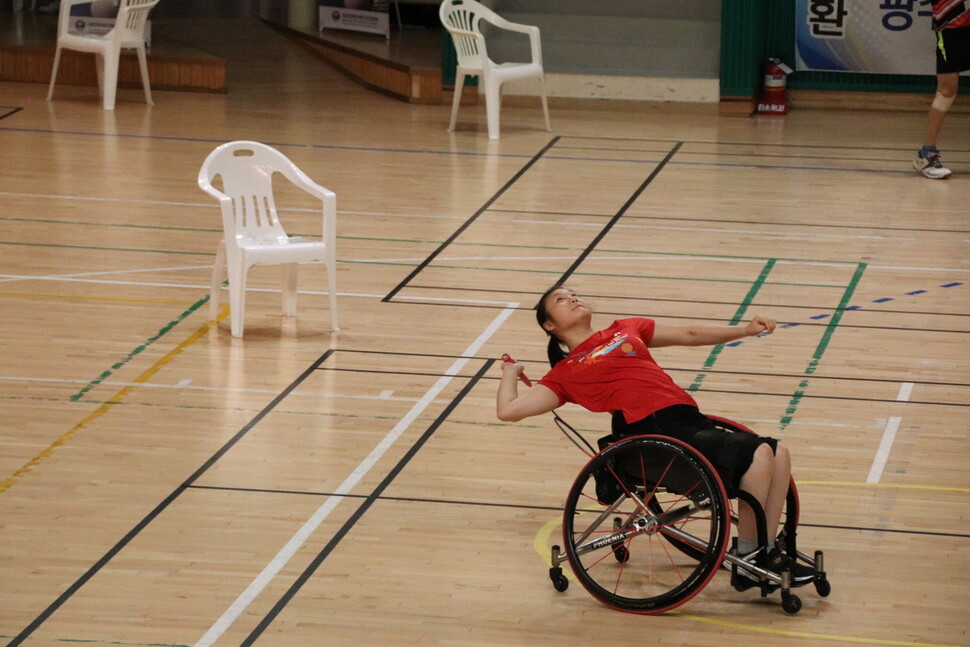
[{"x1": 737, "y1": 538, "x2": 759, "y2": 555}]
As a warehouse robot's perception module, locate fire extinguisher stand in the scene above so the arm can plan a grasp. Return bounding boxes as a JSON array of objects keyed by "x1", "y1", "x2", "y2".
[{"x1": 755, "y1": 58, "x2": 793, "y2": 115}]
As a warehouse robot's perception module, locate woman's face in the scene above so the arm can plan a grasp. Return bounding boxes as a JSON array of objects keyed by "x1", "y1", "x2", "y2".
[{"x1": 541, "y1": 287, "x2": 591, "y2": 332}]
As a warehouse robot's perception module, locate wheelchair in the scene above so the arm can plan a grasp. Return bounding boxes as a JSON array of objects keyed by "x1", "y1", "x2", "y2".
[{"x1": 546, "y1": 415, "x2": 831, "y2": 615}]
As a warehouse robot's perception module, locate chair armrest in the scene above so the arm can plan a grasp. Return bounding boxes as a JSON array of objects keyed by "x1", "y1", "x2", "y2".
[
  {"x1": 279, "y1": 170, "x2": 336, "y2": 243},
  {"x1": 282, "y1": 167, "x2": 336, "y2": 204},
  {"x1": 482, "y1": 17, "x2": 543, "y2": 64}
]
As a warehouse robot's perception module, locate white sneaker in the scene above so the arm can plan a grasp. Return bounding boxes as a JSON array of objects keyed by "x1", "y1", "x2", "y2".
[{"x1": 913, "y1": 150, "x2": 952, "y2": 179}]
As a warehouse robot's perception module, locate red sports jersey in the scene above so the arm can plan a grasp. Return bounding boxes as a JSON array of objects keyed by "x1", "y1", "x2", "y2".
[
  {"x1": 538, "y1": 318, "x2": 698, "y2": 424},
  {"x1": 933, "y1": 0, "x2": 970, "y2": 29}
]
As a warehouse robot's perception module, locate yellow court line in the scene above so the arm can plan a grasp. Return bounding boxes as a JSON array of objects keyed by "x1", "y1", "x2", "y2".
[
  {"x1": 0, "y1": 291, "x2": 194, "y2": 305},
  {"x1": 673, "y1": 613, "x2": 962, "y2": 647},
  {"x1": 797, "y1": 480, "x2": 970, "y2": 493},
  {"x1": 533, "y1": 517, "x2": 959, "y2": 647},
  {"x1": 0, "y1": 307, "x2": 229, "y2": 494}
]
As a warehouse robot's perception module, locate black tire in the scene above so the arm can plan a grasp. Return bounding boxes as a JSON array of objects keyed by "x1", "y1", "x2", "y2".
[
  {"x1": 782, "y1": 592, "x2": 802, "y2": 614},
  {"x1": 551, "y1": 572, "x2": 569, "y2": 592},
  {"x1": 561, "y1": 435, "x2": 731, "y2": 614},
  {"x1": 814, "y1": 576, "x2": 831, "y2": 597}
]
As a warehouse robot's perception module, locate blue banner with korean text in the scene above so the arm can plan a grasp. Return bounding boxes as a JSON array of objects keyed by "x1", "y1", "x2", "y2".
[{"x1": 795, "y1": 0, "x2": 936, "y2": 74}]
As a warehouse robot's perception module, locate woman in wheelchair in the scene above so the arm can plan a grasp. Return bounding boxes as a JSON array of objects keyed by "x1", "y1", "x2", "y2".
[{"x1": 496, "y1": 285, "x2": 816, "y2": 590}]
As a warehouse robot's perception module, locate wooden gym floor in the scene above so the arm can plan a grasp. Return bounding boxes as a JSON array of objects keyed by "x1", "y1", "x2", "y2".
[{"x1": 0, "y1": 15, "x2": 968, "y2": 647}]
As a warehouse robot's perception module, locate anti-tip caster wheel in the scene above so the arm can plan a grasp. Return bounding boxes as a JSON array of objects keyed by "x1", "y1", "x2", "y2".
[
  {"x1": 550, "y1": 567, "x2": 569, "y2": 592},
  {"x1": 814, "y1": 575, "x2": 831, "y2": 597},
  {"x1": 782, "y1": 591, "x2": 802, "y2": 615}
]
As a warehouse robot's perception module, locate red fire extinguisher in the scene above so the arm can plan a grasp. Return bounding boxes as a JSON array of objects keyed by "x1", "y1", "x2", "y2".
[{"x1": 755, "y1": 58, "x2": 792, "y2": 115}]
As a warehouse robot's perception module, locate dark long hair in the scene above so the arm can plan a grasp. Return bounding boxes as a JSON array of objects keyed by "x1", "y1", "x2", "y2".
[{"x1": 535, "y1": 285, "x2": 570, "y2": 367}]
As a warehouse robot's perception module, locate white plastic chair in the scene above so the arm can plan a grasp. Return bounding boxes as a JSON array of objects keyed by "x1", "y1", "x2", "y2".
[
  {"x1": 199, "y1": 141, "x2": 339, "y2": 338},
  {"x1": 46, "y1": 0, "x2": 159, "y2": 110},
  {"x1": 439, "y1": 0, "x2": 551, "y2": 139}
]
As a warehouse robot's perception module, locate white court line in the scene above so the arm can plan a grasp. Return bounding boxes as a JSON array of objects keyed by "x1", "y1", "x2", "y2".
[
  {"x1": 0, "y1": 265, "x2": 210, "y2": 283},
  {"x1": 0, "y1": 275, "x2": 523, "y2": 307},
  {"x1": 193, "y1": 302, "x2": 519, "y2": 647},
  {"x1": 867, "y1": 382, "x2": 914, "y2": 484}
]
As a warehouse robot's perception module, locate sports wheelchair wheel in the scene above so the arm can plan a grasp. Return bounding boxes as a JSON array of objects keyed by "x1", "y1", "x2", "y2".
[{"x1": 561, "y1": 435, "x2": 731, "y2": 614}]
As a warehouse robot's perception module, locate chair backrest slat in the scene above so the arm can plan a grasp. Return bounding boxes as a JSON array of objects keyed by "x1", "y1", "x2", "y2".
[
  {"x1": 202, "y1": 143, "x2": 298, "y2": 244},
  {"x1": 440, "y1": 0, "x2": 498, "y2": 70}
]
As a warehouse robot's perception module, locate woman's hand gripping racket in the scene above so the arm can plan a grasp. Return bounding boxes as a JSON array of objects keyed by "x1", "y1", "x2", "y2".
[{"x1": 501, "y1": 354, "x2": 596, "y2": 456}]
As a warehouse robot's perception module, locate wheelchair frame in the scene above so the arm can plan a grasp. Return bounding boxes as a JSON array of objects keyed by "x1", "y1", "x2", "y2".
[{"x1": 546, "y1": 415, "x2": 831, "y2": 615}]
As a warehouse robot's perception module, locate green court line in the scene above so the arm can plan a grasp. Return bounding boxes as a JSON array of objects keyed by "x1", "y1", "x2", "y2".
[
  {"x1": 0, "y1": 241, "x2": 210, "y2": 256},
  {"x1": 686, "y1": 259, "x2": 776, "y2": 393},
  {"x1": 68, "y1": 296, "x2": 209, "y2": 402},
  {"x1": 0, "y1": 215, "x2": 222, "y2": 234},
  {"x1": 779, "y1": 262, "x2": 867, "y2": 430},
  {"x1": 0, "y1": 637, "x2": 187, "y2": 647}
]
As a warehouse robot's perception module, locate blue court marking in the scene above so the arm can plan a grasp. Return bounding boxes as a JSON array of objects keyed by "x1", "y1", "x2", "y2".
[{"x1": 722, "y1": 282, "x2": 963, "y2": 351}]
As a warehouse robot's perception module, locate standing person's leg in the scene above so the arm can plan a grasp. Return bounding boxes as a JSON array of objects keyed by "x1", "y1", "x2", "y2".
[
  {"x1": 914, "y1": 25, "x2": 966, "y2": 179},
  {"x1": 915, "y1": 72, "x2": 959, "y2": 179},
  {"x1": 922, "y1": 73, "x2": 960, "y2": 149}
]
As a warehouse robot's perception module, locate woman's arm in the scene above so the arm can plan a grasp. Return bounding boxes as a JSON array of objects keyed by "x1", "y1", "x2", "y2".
[
  {"x1": 496, "y1": 361, "x2": 562, "y2": 422},
  {"x1": 649, "y1": 315, "x2": 777, "y2": 348}
]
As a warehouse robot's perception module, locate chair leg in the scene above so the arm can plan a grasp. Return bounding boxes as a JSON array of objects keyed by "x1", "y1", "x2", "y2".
[
  {"x1": 101, "y1": 51, "x2": 119, "y2": 110},
  {"x1": 228, "y1": 261, "x2": 249, "y2": 338},
  {"x1": 326, "y1": 255, "x2": 339, "y2": 331},
  {"x1": 485, "y1": 79, "x2": 501, "y2": 139},
  {"x1": 94, "y1": 53, "x2": 104, "y2": 99},
  {"x1": 281, "y1": 263, "x2": 298, "y2": 317},
  {"x1": 539, "y1": 77, "x2": 551, "y2": 132},
  {"x1": 136, "y1": 45, "x2": 153, "y2": 105},
  {"x1": 209, "y1": 241, "x2": 226, "y2": 321},
  {"x1": 448, "y1": 71, "x2": 465, "y2": 132},
  {"x1": 46, "y1": 46, "x2": 62, "y2": 101}
]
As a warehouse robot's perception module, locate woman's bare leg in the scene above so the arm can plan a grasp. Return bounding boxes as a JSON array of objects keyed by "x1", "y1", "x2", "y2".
[{"x1": 737, "y1": 443, "x2": 791, "y2": 550}]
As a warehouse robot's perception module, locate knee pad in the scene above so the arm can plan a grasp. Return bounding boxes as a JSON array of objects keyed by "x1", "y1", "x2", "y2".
[{"x1": 932, "y1": 91, "x2": 955, "y2": 112}]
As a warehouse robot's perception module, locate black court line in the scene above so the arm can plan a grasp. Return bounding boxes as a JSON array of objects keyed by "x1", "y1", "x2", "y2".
[
  {"x1": 318, "y1": 347, "x2": 970, "y2": 390},
  {"x1": 558, "y1": 134, "x2": 970, "y2": 154},
  {"x1": 559, "y1": 145, "x2": 961, "y2": 166},
  {"x1": 406, "y1": 285, "x2": 970, "y2": 317},
  {"x1": 319, "y1": 367, "x2": 485, "y2": 380},
  {"x1": 240, "y1": 358, "x2": 495, "y2": 646},
  {"x1": 376, "y1": 297, "x2": 970, "y2": 336},
  {"x1": 555, "y1": 142, "x2": 682, "y2": 286},
  {"x1": 0, "y1": 107, "x2": 23, "y2": 121},
  {"x1": 187, "y1": 485, "x2": 970, "y2": 541},
  {"x1": 8, "y1": 350, "x2": 336, "y2": 647},
  {"x1": 488, "y1": 208, "x2": 970, "y2": 234},
  {"x1": 382, "y1": 136, "x2": 560, "y2": 302}
]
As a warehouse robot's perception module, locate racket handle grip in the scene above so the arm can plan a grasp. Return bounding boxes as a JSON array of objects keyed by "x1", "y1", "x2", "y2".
[{"x1": 501, "y1": 354, "x2": 533, "y2": 387}]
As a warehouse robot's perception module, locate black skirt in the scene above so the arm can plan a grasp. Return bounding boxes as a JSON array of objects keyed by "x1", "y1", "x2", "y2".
[{"x1": 611, "y1": 404, "x2": 778, "y2": 493}]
